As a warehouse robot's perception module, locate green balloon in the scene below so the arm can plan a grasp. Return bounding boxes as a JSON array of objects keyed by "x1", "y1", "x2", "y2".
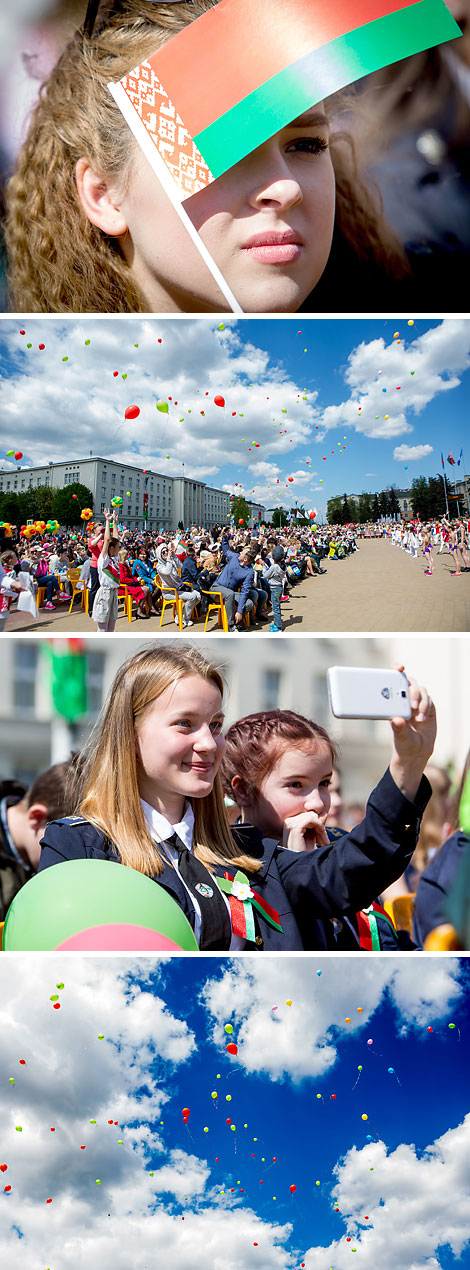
[
  {"x1": 9, "y1": 1078, "x2": 15, "y2": 1084},
  {"x1": 3, "y1": 859, "x2": 198, "y2": 951},
  {"x1": 156, "y1": 401, "x2": 169, "y2": 412},
  {"x1": 224, "y1": 1024, "x2": 233, "y2": 1034}
]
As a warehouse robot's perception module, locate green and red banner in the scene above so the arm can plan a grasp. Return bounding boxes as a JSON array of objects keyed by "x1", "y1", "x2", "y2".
[{"x1": 110, "y1": 0, "x2": 460, "y2": 199}]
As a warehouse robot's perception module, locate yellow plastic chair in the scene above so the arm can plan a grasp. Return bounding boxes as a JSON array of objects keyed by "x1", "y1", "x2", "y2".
[
  {"x1": 36, "y1": 586, "x2": 47, "y2": 610},
  {"x1": 423, "y1": 924, "x2": 462, "y2": 951},
  {"x1": 0, "y1": 921, "x2": 4, "y2": 951},
  {"x1": 66, "y1": 568, "x2": 89, "y2": 615},
  {"x1": 202, "y1": 589, "x2": 229, "y2": 633},
  {"x1": 117, "y1": 585, "x2": 133, "y2": 623},
  {"x1": 155, "y1": 575, "x2": 184, "y2": 631},
  {"x1": 384, "y1": 893, "x2": 416, "y2": 938}
]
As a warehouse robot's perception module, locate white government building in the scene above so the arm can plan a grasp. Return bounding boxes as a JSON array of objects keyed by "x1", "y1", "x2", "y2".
[{"x1": 0, "y1": 456, "x2": 266, "y2": 531}]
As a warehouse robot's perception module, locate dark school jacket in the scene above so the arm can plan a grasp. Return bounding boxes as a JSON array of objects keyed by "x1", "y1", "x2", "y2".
[
  {"x1": 413, "y1": 831, "x2": 469, "y2": 948},
  {"x1": 38, "y1": 769, "x2": 430, "y2": 951}
]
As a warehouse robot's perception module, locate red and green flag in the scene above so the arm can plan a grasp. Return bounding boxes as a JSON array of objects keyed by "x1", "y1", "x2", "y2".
[{"x1": 110, "y1": 0, "x2": 460, "y2": 198}]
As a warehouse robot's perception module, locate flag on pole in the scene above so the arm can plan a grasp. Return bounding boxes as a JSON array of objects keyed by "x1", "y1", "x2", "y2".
[
  {"x1": 457, "y1": 448, "x2": 463, "y2": 466},
  {"x1": 109, "y1": 0, "x2": 460, "y2": 311},
  {"x1": 447, "y1": 452, "x2": 456, "y2": 466},
  {"x1": 441, "y1": 453, "x2": 445, "y2": 469}
]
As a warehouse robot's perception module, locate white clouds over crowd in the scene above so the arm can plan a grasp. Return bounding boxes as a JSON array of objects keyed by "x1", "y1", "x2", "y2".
[{"x1": 1, "y1": 318, "x2": 467, "y2": 508}]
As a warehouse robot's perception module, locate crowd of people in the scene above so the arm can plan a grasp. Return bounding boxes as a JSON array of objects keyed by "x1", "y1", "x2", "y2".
[
  {"x1": 387, "y1": 516, "x2": 470, "y2": 576},
  {"x1": 0, "y1": 516, "x2": 362, "y2": 633},
  {"x1": 1, "y1": 644, "x2": 468, "y2": 951},
  {"x1": 2, "y1": 511, "x2": 468, "y2": 631}
]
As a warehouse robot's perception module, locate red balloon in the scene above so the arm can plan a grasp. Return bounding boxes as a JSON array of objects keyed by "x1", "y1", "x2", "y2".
[
  {"x1": 226, "y1": 1118, "x2": 231, "y2": 1124},
  {"x1": 53, "y1": 1003, "x2": 61, "y2": 1009},
  {"x1": 226, "y1": 1042, "x2": 238, "y2": 1055},
  {"x1": 288, "y1": 477, "x2": 294, "y2": 482},
  {"x1": 214, "y1": 395, "x2": 225, "y2": 407},
  {"x1": 290, "y1": 1184, "x2": 297, "y2": 1193},
  {"x1": 19, "y1": 1060, "x2": 26, "y2": 1065},
  {"x1": 113, "y1": 371, "x2": 118, "y2": 377},
  {"x1": 38, "y1": 344, "x2": 45, "y2": 350},
  {"x1": 20, "y1": 330, "x2": 25, "y2": 335},
  {"x1": 15, "y1": 452, "x2": 23, "y2": 460},
  {"x1": 182, "y1": 1108, "x2": 190, "y2": 1118},
  {"x1": 125, "y1": 405, "x2": 140, "y2": 420},
  {"x1": 72, "y1": 494, "x2": 77, "y2": 499},
  {"x1": 0, "y1": 1165, "x2": 7, "y2": 1173},
  {"x1": 4, "y1": 1185, "x2": 11, "y2": 1192}
]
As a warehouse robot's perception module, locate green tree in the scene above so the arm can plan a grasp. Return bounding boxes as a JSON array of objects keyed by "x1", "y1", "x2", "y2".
[
  {"x1": 230, "y1": 495, "x2": 251, "y2": 526},
  {"x1": 387, "y1": 486, "x2": 400, "y2": 516},
  {"x1": 52, "y1": 482, "x2": 94, "y2": 526},
  {"x1": 326, "y1": 496, "x2": 342, "y2": 524},
  {"x1": 341, "y1": 493, "x2": 351, "y2": 523},
  {"x1": 357, "y1": 491, "x2": 372, "y2": 523},
  {"x1": 372, "y1": 492, "x2": 380, "y2": 522},
  {"x1": 0, "y1": 492, "x2": 20, "y2": 523},
  {"x1": 271, "y1": 507, "x2": 289, "y2": 527},
  {"x1": 410, "y1": 476, "x2": 429, "y2": 520},
  {"x1": 378, "y1": 490, "x2": 389, "y2": 518},
  {"x1": 428, "y1": 475, "x2": 446, "y2": 517}
]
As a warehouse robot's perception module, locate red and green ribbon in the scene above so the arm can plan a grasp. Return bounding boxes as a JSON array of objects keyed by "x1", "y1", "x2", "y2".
[
  {"x1": 218, "y1": 870, "x2": 283, "y2": 940},
  {"x1": 356, "y1": 902, "x2": 397, "y2": 950}
]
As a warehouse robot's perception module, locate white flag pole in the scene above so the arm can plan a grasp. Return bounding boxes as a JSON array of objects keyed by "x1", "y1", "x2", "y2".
[{"x1": 109, "y1": 80, "x2": 243, "y2": 314}]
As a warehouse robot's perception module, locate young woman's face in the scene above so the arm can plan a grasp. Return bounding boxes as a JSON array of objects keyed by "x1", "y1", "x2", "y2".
[
  {"x1": 245, "y1": 740, "x2": 333, "y2": 838},
  {"x1": 117, "y1": 110, "x2": 335, "y2": 312},
  {"x1": 135, "y1": 673, "x2": 225, "y2": 820}
]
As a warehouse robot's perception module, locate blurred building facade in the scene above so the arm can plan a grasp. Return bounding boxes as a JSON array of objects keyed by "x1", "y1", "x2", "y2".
[{"x1": 1, "y1": 635, "x2": 467, "y2": 800}]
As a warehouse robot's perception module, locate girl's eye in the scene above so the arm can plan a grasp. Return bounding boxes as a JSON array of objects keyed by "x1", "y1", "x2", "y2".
[
  {"x1": 285, "y1": 136, "x2": 329, "y2": 155},
  {"x1": 210, "y1": 720, "x2": 223, "y2": 735}
]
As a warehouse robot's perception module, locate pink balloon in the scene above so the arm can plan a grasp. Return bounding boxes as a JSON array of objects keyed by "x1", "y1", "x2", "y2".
[{"x1": 55, "y1": 924, "x2": 184, "y2": 951}]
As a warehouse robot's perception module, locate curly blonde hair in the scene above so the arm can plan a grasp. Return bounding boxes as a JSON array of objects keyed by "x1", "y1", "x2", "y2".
[{"x1": 5, "y1": 0, "x2": 407, "y2": 312}]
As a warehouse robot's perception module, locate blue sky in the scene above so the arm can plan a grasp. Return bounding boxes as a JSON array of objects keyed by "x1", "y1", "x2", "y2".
[
  {"x1": 1, "y1": 956, "x2": 469, "y2": 1269},
  {"x1": 0, "y1": 317, "x2": 469, "y2": 521}
]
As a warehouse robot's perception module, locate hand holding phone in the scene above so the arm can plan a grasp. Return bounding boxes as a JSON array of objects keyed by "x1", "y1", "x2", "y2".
[{"x1": 327, "y1": 666, "x2": 411, "y2": 720}]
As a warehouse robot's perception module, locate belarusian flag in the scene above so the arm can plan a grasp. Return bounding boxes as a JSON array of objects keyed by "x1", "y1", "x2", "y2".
[{"x1": 109, "y1": 0, "x2": 460, "y2": 199}]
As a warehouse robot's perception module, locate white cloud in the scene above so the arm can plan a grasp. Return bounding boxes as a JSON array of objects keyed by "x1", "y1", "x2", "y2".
[
  {"x1": 201, "y1": 959, "x2": 462, "y2": 1082},
  {"x1": 393, "y1": 444, "x2": 433, "y2": 462},
  {"x1": 0, "y1": 320, "x2": 317, "y2": 493},
  {"x1": 318, "y1": 319, "x2": 470, "y2": 441},
  {"x1": 302, "y1": 1116, "x2": 470, "y2": 1269}
]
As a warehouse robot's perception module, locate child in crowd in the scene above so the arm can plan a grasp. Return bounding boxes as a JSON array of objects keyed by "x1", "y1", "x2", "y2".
[
  {"x1": 92, "y1": 507, "x2": 120, "y2": 631},
  {"x1": 222, "y1": 678, "x2": 436, "y2": 948}
]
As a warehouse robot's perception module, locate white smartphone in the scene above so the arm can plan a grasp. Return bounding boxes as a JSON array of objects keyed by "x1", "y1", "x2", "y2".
[{"x1": 327, "y1": 666, "x2": 412, "y2": 720}]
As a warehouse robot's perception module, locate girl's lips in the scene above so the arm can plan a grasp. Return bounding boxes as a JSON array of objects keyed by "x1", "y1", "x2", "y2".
[
  {"x1": 243, "y1": 243, "x2": 302, "y2": 264},
  {"x1": 241, "y1": 230, "x2": 303, "y2": 265}
]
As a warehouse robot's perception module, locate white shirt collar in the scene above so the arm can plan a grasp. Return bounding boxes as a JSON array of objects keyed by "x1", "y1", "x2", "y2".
[{"x1": 140, "y1": 797, "x2": 195, "y2": 851}]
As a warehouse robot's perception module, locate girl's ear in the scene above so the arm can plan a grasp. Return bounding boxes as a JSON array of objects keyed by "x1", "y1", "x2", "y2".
[
  {"x1": 230, "y1": 774, "x2": 253, "y2": 807},
  {"x1": 75, "y1": 159, "x2": 129, "y2": 237}
]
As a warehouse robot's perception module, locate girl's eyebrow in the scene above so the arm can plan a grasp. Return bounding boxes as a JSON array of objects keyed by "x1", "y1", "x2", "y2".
[{"x1": 286, "y1": 112, "x2": 329, "y2": 129}]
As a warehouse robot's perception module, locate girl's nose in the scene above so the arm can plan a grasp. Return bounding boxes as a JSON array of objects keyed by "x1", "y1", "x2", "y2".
[{"x1": 246, "y1": 144, "x2": 303, "y2": 213}]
